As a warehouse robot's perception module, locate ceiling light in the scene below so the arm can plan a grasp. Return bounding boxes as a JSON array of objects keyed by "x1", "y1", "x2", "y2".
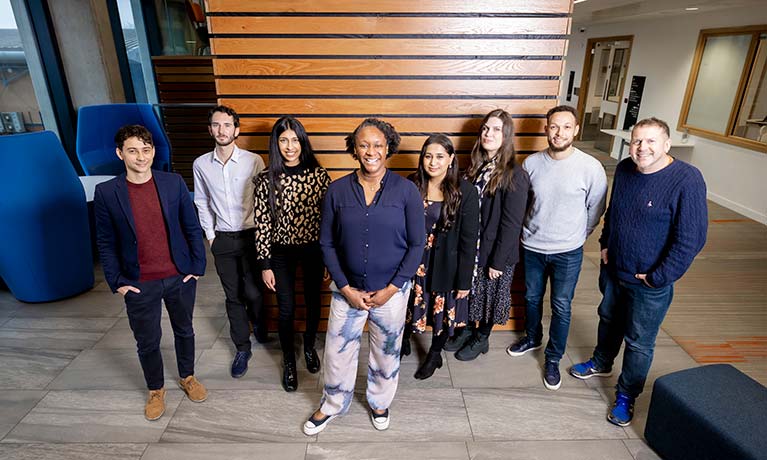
[
  {"x1": 685, "y1": 7, "x2": 699, "y2": 10},
  {"x1": 574, "y1": 0, "x2": 588, "y2": 4}
]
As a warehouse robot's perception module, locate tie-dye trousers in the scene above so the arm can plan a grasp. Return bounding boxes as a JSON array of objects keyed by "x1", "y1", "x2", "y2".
[{"x1": 319, "y1": 283, "x2": 411, "y2": 416}]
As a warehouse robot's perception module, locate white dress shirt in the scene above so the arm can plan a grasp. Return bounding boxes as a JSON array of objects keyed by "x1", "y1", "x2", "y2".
[{"x1": 193, "y1": 145, "x2": 265, "y2": 240}]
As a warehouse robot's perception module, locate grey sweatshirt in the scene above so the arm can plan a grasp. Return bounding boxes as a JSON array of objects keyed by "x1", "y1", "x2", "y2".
[{"x1": 521, "y1": 148, "x2": 608, "y2": 254}]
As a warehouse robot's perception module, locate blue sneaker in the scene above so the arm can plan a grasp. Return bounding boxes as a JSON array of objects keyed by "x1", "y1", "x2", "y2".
[
  {"x1": 543, "y1": 361, "x2": 561, "y2": 390},
  {"x1": 569, "y1": 359, "x2": 613, "y2": 380},
  {"x1": 231, "y1": 350, "x2": 252, "y2": 378},
  {"x1": 607, "y1": 392, "x2": 635, "y2": 426}
]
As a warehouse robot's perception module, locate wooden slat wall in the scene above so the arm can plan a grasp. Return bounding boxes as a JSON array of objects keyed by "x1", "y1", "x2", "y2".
[
  {"x1": 205, "y1": 0, "x2": 572, "y2": 331},
  {"x1": 152, "y1": 56, "x2": 217, "y2": 188}
]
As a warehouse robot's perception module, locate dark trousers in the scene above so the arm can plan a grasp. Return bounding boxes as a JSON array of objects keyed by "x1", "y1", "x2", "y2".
[
  {"x1": 211, "y1": 230, "x2": 264, "y2": 352},
  {"x1": 592, "y1": 266, "x2": 674, "y2": 398},
  {"x1": 124, "y1": 274, "x2": 196, "y2": 390},
  {"x1": 523, "y1": 246, "x2": 584, "y2": 363},
  {"x1": 271, "y1": 242, "x2": 323, "y2": 360}
]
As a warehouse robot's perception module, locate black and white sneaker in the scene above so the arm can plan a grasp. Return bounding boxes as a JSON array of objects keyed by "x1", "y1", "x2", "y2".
[
  {"x1": 543, "y1": 360, "x2": 562, "y2": 390},
  {"x1": 370, "y1": 408, "x2": 390, "y2": 431},
  {"x1": 303, "y1": 411, "x2": 337, "y2": 436},
  {"x1": 506, "y1": 336, "x2": 542, "y2": 357}
]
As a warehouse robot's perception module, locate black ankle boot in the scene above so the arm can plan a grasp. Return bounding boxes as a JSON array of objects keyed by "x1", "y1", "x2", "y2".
[
  {"x1": 400, "y1": 337, "x2": 411, "y2": 357},
  {"x1": 444, "y1": 327, "x2": 473, "y2": 352},
  {"x1": 304, "y1": 348, "x2": 321, "y2": 374},
  {"x1": 282, "y1": 358, "x2": 298, "y2": 392},
  {"x1": 414, "y1": 350, "x2": 443, "y2": 380},
  {"x1": 454, "y1": 332, "x2": 489, "y2": 361}
]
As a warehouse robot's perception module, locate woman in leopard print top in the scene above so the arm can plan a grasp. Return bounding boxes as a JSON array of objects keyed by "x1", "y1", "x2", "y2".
[{"x1": 253, "y1": 116, "x2": 330, "y2": 392}]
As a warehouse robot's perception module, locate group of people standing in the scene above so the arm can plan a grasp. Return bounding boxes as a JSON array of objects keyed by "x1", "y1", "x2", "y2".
[{"x1": 93, "y1": 102, "x2": 708, "y2": 434}]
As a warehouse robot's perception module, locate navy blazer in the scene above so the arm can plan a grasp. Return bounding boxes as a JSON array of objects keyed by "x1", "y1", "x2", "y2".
[
  {"x1": 94, "y1": 171, "x2": 206, "y2": 293},
  {"x1": 478, "y1": 166, "x2": 530, "y2": 271}
]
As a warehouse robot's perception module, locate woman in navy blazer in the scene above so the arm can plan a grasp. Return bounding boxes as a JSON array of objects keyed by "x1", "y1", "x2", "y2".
[
  {"x1": 401, "y1": 134, "x2": 480, "y2": 380},
  {"x1": 446, "y1": 109, "x2": 530, "y2": 362}
]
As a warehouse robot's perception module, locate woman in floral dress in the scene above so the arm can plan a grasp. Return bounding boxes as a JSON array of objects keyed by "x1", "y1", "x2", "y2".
[{"x1": 402, "y1": 134, "x2": 479, "y2": 379}]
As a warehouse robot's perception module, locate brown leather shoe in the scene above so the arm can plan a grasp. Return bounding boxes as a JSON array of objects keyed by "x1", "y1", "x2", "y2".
[
  {"x1": 145, "y1": 388, "x2": 166, "y2": 421},
  {"x1": 178, "y1": 375, "x2": 207, "y2": 402}
]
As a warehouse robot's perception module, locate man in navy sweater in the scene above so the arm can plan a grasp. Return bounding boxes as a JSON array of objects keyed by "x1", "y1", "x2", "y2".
[
  {"x1": 94, "y1": 125, "x2": 208, "y2": 421},
  {"x1": 569, "y1": 117, "x2": 707, "y2": 427}
]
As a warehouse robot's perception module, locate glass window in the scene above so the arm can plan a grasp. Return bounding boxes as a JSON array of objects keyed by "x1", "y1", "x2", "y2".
[
  {"x1": 680, "y1": 25, "x2": 767, "y2": 152},
  {"x1": 0, "y1": 0, "x2": 42, "y2": 134}
]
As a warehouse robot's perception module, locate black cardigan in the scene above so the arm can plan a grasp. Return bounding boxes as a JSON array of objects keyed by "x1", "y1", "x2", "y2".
[
  {"x1": 427, "y1": 179, "x2": 480, "y2": 292},
  {"x1": 477, "y1": 166, "x2": 530, "y2": 271}
]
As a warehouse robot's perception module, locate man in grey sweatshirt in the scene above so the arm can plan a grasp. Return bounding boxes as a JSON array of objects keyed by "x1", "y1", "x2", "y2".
[{"x1": 506, "y1": 105, "x2": 607, "y2": 391}]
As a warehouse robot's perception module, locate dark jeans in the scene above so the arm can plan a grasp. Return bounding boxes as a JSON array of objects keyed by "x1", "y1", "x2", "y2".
[
  {"x1": 271, "y1": 242, "x2": 324, "y2": 360},
  {"x1": 523, "y1": 246, "x2": 583, "y2": 363},
  {"x1": 124, "y1": 274, "x2": 196, "y2": 390},
  {"x1": 592, "y1": 266, "x2": 674, "y2": 399},
  {"x1": 212, "y1": 230, "x2": 264, "y2": 352}
]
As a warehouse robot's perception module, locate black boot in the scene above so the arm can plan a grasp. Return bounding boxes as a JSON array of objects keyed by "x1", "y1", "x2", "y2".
[
  {"x1": 454, "y1": 331, "x2": 489, "y2": 361},
  {"x1": 304, "y1": 347, "x2": 321, "y2": 374},
  {"x1": 400, "y1": 337, "x2": 412, "y2": 357},
  {"x1": 444, "y1": 327, "x2": 473, "y2": 352},
  {"x1": 414, "y1": 351, "x2": 443, "y2": 380},
  {"x1": 282, "y1": 358, "x2": 298, "y2": 392}
]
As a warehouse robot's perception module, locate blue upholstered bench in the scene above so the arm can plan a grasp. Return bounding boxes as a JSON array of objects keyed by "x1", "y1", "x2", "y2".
[{"x1": 645, "y1": 364, "x2": 767, "y2": 460}]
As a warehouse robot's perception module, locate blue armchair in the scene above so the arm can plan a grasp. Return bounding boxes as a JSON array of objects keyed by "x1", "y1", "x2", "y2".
[
  {"x1": 0, "y1": 131, "x2": 94, "y2": 302},
  {"x1": 76, "y1": 103, "x2": 171, "y2": 176}
]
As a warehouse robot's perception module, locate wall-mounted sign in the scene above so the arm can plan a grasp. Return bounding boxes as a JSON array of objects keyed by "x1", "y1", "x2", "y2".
[{"x1": 623, "y1": 75, "x2": 646, "y2": 130}]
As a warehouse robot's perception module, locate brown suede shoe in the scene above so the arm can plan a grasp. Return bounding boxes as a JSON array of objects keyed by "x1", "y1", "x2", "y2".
[
  {"x1": 145, "y1": 388, "x2": 166, "y2": 421},
  {"x1": 178, "y1": 375, "x2": 207, "y2": 402}
]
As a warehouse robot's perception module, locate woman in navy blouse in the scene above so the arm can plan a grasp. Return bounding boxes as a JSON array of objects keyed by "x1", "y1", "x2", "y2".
[
  {"x1": 303, "y1": 118, "x2": 425, "y2": 435},
  {"x1": 401, "y1": 134, "x2": 479, "y2": 380}
]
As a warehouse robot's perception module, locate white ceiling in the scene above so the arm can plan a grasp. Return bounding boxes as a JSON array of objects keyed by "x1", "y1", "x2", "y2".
[{"x1": 572, "y1": 0, "x2": 767, "y2": 26}]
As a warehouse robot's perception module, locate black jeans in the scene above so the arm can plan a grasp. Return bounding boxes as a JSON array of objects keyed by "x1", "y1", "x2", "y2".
[
  {"x1": 270, "y1": 242, "x2": 324, "y2": 360},
  {"x1": 124, "y1": 274, "x2": 196, "y2": 390},
  {"x1": 212, "y1": 230, "x2": 264, "y2": 352}
]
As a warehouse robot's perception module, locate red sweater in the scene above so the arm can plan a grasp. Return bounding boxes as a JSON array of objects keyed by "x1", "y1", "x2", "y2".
[{"x1": 126, "y1": 177, "x2": 179, "y2": 281}]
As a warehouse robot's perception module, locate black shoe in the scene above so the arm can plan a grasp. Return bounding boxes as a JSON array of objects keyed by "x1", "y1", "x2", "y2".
[
  {"x1": 282, "y1": 359, "x2": 298, "y2": 392},
  {"x1": 543, "y1": 360, "x2": 561, "y2": 390},
  {"x1": 255, "y1": 326, "x2": 270, "y2": 344},
  {"x1": 304, "y1": 348, "x2": 321, "y2": 374},
  {"x1": 443, "y1": 328, "x2": 473, "y2": 352},
  {"x1": 230, "y1": 350, "x2": 252, "y2": 378},
  {"x1": 414, "y1": 351, "x2": 443, "y2": 380},
  {"x1": 506, "y1": 336, "x2": 542, "y2": 357},
  {"x1": 454, "y1": 332, "x2": 489, "y2": 361},
  {"x1": 400, "y1": 337, "x2": 411, "y2": 357}
]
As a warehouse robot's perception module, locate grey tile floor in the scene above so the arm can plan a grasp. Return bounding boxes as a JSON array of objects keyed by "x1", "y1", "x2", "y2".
[{"x1": 0, "y1": 253, "x2": 671, "y2": 460}]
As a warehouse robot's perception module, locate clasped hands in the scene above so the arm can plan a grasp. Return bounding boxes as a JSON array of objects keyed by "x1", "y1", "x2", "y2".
[{"x1": 341, "y1": 284, "x2": 399, "y2": 310}]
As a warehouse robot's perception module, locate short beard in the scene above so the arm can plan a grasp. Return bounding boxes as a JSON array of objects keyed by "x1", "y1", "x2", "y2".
[
  {"x1": 548, "y1": 139, "x2": 572, "y2": 153},
  {"x1": 214, "y1": 137, "x2": 235, "y2": 147}
]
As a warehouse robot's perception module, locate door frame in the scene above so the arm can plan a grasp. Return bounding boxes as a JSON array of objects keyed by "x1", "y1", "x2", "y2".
[{"x1": 576, "y1": 35, "x2": 634, "y2": 140}]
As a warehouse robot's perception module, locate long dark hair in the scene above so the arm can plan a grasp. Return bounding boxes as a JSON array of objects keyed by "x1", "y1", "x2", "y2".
[
  {"x1": 412, "y1": 134, "x2": 461, "y2": 231},
  {"x1": 465, "y1": 109, "x2": 518, "y2": 195},
  {"x1": 265, "y1": 116, "x2": 319, "y2": 220}
]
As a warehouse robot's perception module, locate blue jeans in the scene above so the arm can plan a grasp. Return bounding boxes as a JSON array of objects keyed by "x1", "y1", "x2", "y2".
[
  {"x1": 592, "y1": 266, "x2": 673, "y2": 399},
  {"x1": 523, "y1": 246, "x2": 583, "y2": 363}
]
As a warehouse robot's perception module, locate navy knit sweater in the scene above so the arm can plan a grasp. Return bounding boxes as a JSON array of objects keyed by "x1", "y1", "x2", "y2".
[{"x1": 599, "y1": 158, "x2": 708, "y2": 288}]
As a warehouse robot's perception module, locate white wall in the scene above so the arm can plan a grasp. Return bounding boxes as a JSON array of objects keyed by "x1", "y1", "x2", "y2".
[{"x1": 563, "y1": 8, "x2": 767, "y2": 224}]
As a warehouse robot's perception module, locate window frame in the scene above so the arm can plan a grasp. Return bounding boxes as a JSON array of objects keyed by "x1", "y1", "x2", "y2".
[{"x1": 678, "y1": 24, "x2": 767, "y2": 153}]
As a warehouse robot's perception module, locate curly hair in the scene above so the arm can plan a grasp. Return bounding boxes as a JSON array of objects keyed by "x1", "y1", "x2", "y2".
[
  {"x1": 114, "y1": 124, "x2": 154, "y2": 150},
  {"x1": 345, "y1": 118, "x2": 401, "y2": 159}
]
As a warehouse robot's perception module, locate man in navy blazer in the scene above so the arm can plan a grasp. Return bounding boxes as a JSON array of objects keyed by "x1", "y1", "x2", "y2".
[{"x1": 94, "y1": 124, "x2": 208, "y2": 421}]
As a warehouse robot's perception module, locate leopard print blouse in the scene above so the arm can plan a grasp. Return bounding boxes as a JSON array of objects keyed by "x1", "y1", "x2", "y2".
[{"x1": 253, "y1": 166, "x2": 331, "y2": 267}]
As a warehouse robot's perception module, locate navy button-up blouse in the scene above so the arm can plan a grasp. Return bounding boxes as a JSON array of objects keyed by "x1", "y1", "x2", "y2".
[{"x1": 320, "y1": 169, "x2": 425, "y2": 292}]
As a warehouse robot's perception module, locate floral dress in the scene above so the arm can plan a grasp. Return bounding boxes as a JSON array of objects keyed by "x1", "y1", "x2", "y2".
[{"x1": 407, "y1": 200, "x2": 469, "y2": 337}]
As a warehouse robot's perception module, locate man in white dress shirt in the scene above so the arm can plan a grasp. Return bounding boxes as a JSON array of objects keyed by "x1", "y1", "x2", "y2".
[{"x1": 193, "y1": 105, "x2": 266, "y2": 378}]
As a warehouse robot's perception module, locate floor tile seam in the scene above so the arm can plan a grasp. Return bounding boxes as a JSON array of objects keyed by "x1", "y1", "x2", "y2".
[
  {"x1": 0, "y1": 389, "x2": 49, "y2": 443},
  {"x1": 459, "y1": 388, "x2": 476, "y2": 443}
]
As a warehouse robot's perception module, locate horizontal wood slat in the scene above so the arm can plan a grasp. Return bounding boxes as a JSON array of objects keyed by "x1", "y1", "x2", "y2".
[
  {"x1": 220, "y1": 98, "x2": 556, "y2": 115},
  {"x1": 209, "y1": 16, "x2": 570, "y2": 35},
  {"x1": 211, "y1": 38, "x2": 567, "y2": 56},
  {"x1": 208, "y1": 0, "x2": 572, "y2": 14},
  {"x1": 214, "y1": 59, "x2": 563, "y2": 77},
  {"x1": 216, "y1": 79, "x2": 559, "y2": 97},
  {"x1": 234, "y1": 135, "x2": 546, "y2": 152},
  {"x1": 236, "y1": 117, "x2": 547, "y2": 134}
]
